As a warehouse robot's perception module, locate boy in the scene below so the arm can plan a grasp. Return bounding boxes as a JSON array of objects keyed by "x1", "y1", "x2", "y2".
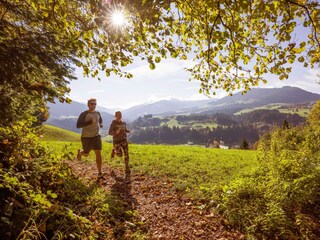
[{"x1": 108, "y1": 111, "x2": 130, "y2": 174}]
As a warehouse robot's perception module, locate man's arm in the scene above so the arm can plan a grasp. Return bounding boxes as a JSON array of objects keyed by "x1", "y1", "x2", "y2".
[
  {"x1": 76, "y1": 111, "x2": 91, "y2": 128},
  {"x1": 98, "y1": 112, "x2": 103, "y2": 128}
]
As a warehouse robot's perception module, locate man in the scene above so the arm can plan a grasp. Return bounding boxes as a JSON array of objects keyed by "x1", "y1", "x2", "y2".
[{"x1": 76, "y1": 98, "x2": 103, "y2": 177}]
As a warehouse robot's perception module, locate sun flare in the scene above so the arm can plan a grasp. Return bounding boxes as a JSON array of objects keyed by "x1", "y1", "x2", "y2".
[{"x1": 111, "y1": 10, "x2": 126, "y2": 26}]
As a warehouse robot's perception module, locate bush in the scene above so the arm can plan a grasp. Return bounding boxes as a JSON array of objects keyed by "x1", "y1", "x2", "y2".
[{"x1": 220, "y1": 101, "x2": 320, "y2": 239}]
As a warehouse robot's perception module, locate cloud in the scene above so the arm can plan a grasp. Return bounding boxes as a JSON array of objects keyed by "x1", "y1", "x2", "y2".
[
  {"x1": 88, "y1": 89, "x2": 106, "y2": 94},
  {"x1": 128, "y1": 59, "x2": 193, "y2": 80}
]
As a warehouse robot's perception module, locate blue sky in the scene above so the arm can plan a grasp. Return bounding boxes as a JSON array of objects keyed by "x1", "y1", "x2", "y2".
[{"x1": 68, "y1": 57, "x2": 320, "y2": 110}]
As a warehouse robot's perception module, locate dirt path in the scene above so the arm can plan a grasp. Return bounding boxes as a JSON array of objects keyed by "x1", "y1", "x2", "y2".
[{"x1": 67, "y1": 160, "x2": 244, "y2": 239}]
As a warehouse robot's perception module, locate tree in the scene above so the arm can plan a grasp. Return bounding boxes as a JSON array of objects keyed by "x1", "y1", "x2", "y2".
[
  {"x1": 307, "y1": 100, "x2": 320, "y2": 127},
  {"x1": 89, "y1": 0, "x2": 320, "y2": 96},
  {"x1": 171, "y1": 0, "x2": 320, "y2": 95},
  {"x1": 2, "y1": 1, "x2": 319, "y2": 104},
  {"x1": 282, "y1": 119, "x2": 290, "y2": 129},
  {"x1": 240, "y1": 138, "x2": 249, "y2": 149}
]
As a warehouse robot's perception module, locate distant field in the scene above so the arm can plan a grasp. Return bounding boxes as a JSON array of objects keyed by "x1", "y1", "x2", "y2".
[
  {"x1": 234, "y1": 104, "x2": 283, "y2": 115},
  {"x1": 162, "y1": 118, "x2": 218, "y2": 129},
  {"x1": 234, "y1": 103, "x2": 312, "y2": 117},
  {"x1": 41, "y1": 124, "x2": 80, "y2": 142},
  {"x1": 43, "y1": 140, "x2": 259, "y2": 199},
  {"x1": 278, "y1": 107, "x2": 311, "y2": 117}
]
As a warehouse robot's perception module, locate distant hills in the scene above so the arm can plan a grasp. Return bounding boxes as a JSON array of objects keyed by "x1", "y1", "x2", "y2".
[
  {"x1": 45, "y1": 86, "x2": 320, "y2": 133},
  {"x1": 122, "y1": 86, "x2": 320, "y2": 119},
  {"x1": 46, "y1": 101, "x2": 114, "y2": 133},
  {"x1": 122, "y1": 98, "x2": 212, "y2": 120}
]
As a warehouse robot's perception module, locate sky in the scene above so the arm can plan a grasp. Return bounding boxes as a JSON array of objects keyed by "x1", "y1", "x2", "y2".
[{"x1": 68, "y1": 57, "x2": 320, "y2": 110}]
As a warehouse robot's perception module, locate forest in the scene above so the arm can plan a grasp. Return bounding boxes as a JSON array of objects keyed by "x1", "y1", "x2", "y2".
[{"x1": 129, "y1": 110, "x2": 305, "y2": 146}]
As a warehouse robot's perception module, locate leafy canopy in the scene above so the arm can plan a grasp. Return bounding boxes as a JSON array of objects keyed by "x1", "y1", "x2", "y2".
[
  {"x1": 1, "y1": 1, "x2": 319, "y2": 103},
  {"x1": 90, "y1": 0, "x2": 320, "y2": 95},
  {"x1": 0, "y1": 0, "x2": 319, "y2": 131}
]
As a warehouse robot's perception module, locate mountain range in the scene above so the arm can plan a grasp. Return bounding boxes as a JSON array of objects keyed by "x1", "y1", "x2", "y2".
[
  {"x1": 46, "y1": 86, "x2": 320, "y2": 132},
  {"x1": 122, "y1": 86, "x2": 320, "y2": 119},
  {"x1": 46, "y1": 101, "x2": 114, "y2": 133}
]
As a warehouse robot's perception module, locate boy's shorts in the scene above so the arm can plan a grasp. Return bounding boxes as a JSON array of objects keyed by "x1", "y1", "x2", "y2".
[{"x1": 81, "y1": 135, "x2": 102, "y2": 154}]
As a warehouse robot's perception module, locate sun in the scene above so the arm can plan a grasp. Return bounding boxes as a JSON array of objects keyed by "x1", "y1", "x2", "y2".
[{"x1": 111, "y1": 10, "x2": 126, "y2": 27}]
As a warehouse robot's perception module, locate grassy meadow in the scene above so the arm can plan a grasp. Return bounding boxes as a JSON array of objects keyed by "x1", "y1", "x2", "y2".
[
  {"x1": 42, "y1": 134, "x2": 259, "y2": 200},
  {"x1": 37, "y1": 121, "x2": 320, "y2": 239}
]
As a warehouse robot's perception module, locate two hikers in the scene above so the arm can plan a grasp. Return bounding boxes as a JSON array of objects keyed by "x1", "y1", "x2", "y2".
[{"x1": 76, "y1": 99, "x2": 130, "y2": 179}]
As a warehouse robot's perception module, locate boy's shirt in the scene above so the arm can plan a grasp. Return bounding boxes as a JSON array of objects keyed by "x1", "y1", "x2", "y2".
[{"x1": 109, "y1": 120, "x2": 129, "y2": 142}]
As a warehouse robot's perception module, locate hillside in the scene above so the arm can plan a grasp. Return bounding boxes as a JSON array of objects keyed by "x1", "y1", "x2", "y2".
[
  {"x1": 123, "y1": 86, "x2": 320, "y2": 117},
  {"x1": 123, "y1": 98, "x2": 212, "y2": 120},
  {"x1": 41, "y1": 124, "x2": 80, "y2": 142},
  {"x1": 193, "y1": 86, "x2": 320, "y2": 115},
  {"x1": 45, "y1": 87, "x2": 320, "y2": 137},
  {"x1": 129, "y1": 110, "x2": 306, "y2": 146}
]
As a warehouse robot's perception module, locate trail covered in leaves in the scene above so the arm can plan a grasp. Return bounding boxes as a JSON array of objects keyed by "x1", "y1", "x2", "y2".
[{"x1": 68, "y1": 160, "x2": 244, "y2": 239}]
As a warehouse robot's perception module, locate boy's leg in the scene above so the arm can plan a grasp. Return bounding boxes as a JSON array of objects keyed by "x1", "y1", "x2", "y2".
[
  {"x1": 121, "y1": 140, "x2": 130, "y2": 182},
  {"x1": 121, "y1": 140, "x2": 129, "y2": 170},
  {"x1": 116, "y1": 147, "x2": 123, "y2": 157},
  {"x1": 111, "y1": 143, "x2": 121, "y2": 158}
]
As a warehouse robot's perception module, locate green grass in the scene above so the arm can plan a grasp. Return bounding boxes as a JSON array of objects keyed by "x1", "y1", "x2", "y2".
[
  {"x1": 41, "y1": 125, "x2": 259, "y2": 198},
  {"x1": 234, "y1": 103, "x2": 312, "y2": 117},
  {"x1": 43, "y1": 140, "x2": 259, "y2": 199},
  {"x1": 278, "y1": 107, "x2": 311, "y2": 117},
  {"x1": 161, "y1": 117, "x2": 218, "y2": 129},
  {"x1": 41, "y1": 124, "x2": 80, "y2": 142},
  {"x1": 163, "y1": 118, "x2": 179, "y2": 127},
  {"x1": 192, "y1": 122, "x2": 218, "y2": 129},
  {"x1": 234, "y1": 104, "x2": 283, "y2": 115}
]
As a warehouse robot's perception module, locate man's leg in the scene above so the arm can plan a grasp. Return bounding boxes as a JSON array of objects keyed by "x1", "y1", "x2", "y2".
[
  {"x1": 78, "y1": 138, "x2": 90, "y2": 160},
  {"x1": 94, "y1": 150, "x2": 102, "y2": 175},
  {"x1": 77, "y1": 150, "x2": 89, "y2": 160}
]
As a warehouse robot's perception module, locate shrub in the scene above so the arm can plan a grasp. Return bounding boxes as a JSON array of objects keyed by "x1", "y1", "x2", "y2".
[{"x1": 220, "y1": 101, "x2": 320, "y2": 239}]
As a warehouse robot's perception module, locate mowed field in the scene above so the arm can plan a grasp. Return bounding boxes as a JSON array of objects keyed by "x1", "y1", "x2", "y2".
[{"x1": 41, "y1": 124, "x2": 259, "y2": 199}]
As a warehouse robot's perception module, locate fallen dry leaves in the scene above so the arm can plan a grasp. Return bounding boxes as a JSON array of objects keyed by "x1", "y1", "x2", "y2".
[{"x1": 67, "y1": 160, "x2": 245, "y2": 239}]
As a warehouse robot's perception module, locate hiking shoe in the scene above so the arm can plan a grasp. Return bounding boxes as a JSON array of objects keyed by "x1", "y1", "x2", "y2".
[
  {"x1": 124, "y1": 178, "x2": 131, "y2": 184},
  {"x1": 77, "y1": 149, "x2": 82, "y2": 161},
  {"x1": 116, "y1": 149, "x2": 123, "y2": 157},
  {"x1": 97, "y1": 172, "x2": 104, "y2": 178}
]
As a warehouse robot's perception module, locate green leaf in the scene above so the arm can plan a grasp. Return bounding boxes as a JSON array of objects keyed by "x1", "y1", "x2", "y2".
[
  {"x1": 149, "y1": 63, "x2": 156, "y2": 70},
  {"x1": 155, "y1": 56, "x2": 161, "y2": 63}
]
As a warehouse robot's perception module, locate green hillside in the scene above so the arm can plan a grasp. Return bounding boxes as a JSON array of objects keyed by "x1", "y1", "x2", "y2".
[{"x1": 41, "y1": 124, "x2": 80, "y2": 142}]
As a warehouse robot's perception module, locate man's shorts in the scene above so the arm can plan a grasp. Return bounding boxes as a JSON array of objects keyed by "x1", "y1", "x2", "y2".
[{"x1": 81, "y1": 135, "x2": 102, "y2": 154}]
